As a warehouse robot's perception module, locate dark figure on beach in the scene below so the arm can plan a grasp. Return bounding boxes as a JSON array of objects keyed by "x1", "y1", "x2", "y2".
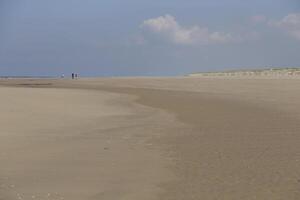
[
  {"x1": 72, "y1": 73, "x2": 74, "y2": 79},
  {"x1": 75, "y1": 74, "x2": 78, "y2": 78}
]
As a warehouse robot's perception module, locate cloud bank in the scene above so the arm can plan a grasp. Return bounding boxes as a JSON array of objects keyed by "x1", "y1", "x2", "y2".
[
  {"x1": 270, "y1": 13, "x2": 300, "y2": 40},
  {"x1": 140, "y1": 13, "x2": 300, "y2": 46},
  {"x1": 141, "y1": 15, "x2": 239, "y2": 45}
]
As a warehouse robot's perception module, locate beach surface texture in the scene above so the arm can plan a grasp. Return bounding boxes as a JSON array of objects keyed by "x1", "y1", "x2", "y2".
[{"x1": 1, "y1": 77, "x2": 300, "y2": 200}]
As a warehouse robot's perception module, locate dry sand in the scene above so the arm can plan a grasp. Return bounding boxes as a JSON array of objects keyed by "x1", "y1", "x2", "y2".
[{"x1": 1, "y1": 77, "x2": 300, "y2": 200}]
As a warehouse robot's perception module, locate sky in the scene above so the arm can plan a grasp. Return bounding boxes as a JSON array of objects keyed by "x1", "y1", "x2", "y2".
[{"x1": 0, "y1": 0, "x2": 300, "y2": 76}]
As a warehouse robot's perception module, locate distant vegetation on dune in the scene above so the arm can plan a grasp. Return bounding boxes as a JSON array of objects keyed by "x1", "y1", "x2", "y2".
[{"x1": 189, "y1": 67, "x2": 300, "y2": 77}]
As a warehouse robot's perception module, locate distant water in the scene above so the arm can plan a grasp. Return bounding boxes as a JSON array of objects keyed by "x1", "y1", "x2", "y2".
[{"x1": 0, "y1": 76, "x2": 55, "y2": 79}]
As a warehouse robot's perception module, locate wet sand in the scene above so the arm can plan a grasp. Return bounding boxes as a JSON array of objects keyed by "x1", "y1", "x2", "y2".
[{"x1": 1, "y1": 77, "x2": 300, "y2": 200}]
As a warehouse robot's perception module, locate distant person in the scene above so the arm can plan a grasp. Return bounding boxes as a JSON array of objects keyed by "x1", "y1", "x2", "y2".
[
  {"x1": 72, "y1": 73, "x2": 74, "y2": 79},
  {"x1": 75, "y1": 73, "x2": 78, "y2": 79}
]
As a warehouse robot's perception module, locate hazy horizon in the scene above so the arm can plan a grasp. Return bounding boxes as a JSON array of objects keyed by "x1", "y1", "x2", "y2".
[{"x1": 1, "y1": 0, "x2": 300, "y2": 77}]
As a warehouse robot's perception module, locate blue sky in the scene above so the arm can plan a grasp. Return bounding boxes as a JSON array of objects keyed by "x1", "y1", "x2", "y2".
[{"x1": 0, "y1": 0, "x2": 300, "y2": 76}]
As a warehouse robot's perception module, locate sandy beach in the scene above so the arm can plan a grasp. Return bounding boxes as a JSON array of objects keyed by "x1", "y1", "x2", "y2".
[{"x1": 1, "y1": 77, "x2": 300, "y2": 200}]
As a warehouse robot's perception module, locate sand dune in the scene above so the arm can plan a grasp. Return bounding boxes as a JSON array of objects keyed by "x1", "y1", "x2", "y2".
[{"x1": 1, "y1": 77, "x2": 300, "y2": 200}]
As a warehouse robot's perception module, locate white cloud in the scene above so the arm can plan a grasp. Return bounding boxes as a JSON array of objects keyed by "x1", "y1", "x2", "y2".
[
  {"x1": 269, "y1": 13, "x2": 300, "y2": 40},
  {"x1": 141, "y1": 15, "x2": 240, "y2": 45}
]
